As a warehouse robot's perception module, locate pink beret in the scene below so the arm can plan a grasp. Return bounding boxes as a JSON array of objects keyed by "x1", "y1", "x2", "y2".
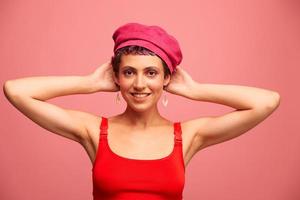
[{"x1": 112, "y1": 22, "x2": 182, "y2": 74}]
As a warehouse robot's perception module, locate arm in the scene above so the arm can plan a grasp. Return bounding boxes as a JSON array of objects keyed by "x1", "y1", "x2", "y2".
[
  {"x1": 185, "y1": 82, "x2": 280, "y2": 110},
  {"x1": 3, "y1": 75, "x2": 98, "y2": 144},
  {"x1": 164, "y1": 66, "x2": 280, "y2": 150},
  {"x1": 3, "y1": 61, "x2": 117, "y2": 145},
  {"x1": 185, "y1": 82, "x2": 280, "y2": 150}
]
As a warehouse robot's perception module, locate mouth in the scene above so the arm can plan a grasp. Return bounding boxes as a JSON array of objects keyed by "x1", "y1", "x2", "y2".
[{"x1": 130, "y1": 92, "x2": 151, "y2": 100}]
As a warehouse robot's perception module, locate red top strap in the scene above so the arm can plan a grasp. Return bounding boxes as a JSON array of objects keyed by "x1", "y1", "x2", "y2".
[
  {"x1": 100, "y1": 116, "x2": 108, "y2": 136},
  {"x1": 100, "y1": 116, "x2": 182, "y2": 143},
  {"x1": 174, "y1": 122, "x2": 182, "y2": 142}
]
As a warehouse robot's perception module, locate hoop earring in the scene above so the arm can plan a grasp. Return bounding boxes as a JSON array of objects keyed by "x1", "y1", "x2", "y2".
[
  {"x1": 162, "y1": 92, "x2": 168, "y2": 107},
  {"x1": 116, "y1": 92, "x2": 121, "y2": 104}
]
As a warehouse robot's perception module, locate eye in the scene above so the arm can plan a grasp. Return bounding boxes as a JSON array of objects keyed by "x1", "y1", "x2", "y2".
[
  {"x1": 148, "y1": 70, "x2": 157, "y2": 77},
  {"x1": 124, "y1": 70, "x2": 133, "y2": 76}
]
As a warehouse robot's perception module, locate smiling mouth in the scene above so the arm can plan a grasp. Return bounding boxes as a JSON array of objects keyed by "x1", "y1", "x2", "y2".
[{"x1": 130, "y1": 93, "x2": 151, "y2": 98}]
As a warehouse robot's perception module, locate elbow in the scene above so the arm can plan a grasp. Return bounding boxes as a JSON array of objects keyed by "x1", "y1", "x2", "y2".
[
  {"x1": 3, "y1": 80, "x2": 20, "y2": 102},
  {"x1": 252, "y1": 91, "x2": 281, "y2": 111},
  {"x1": 251, "y1": 92, "x2": 281, "y2": 117},
  {"x1": 269, "y1": 91, "x2": 281, "y2": 109},
  {"x1": 262, "y1": 91, "x2": 281, "y2": 111},
  {"x1": 3, "y1": 80, "x2": 13, "y2": 98}
]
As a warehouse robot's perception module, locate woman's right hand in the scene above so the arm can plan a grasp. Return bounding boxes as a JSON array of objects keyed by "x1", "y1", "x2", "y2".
[{"x1": 89, "y1": 60, "x2": 120, "y2": 92}]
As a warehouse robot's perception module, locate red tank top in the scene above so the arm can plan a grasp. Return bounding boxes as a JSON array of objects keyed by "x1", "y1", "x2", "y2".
[{"x1": 92, "y1": 116, "x2": 185, "y2": 200}]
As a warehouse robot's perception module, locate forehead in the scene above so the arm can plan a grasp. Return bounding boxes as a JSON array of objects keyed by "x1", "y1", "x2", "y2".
[{"x1": 120, "y1": 54, "x2": 163, "y2": 70}]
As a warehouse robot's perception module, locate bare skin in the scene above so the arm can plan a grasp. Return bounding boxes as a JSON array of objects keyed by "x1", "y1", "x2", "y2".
[{"x1": 3, "y1": 54, "x2": 281, "y2": 169}]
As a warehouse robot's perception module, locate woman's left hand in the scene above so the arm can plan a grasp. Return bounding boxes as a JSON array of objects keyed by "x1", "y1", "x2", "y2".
[{"x1": 164, "y1": 66, "x2": 196, "y2": 97}]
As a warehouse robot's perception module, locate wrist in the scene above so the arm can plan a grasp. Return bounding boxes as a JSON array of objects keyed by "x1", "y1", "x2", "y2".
[
  {"x1": 184, "y1": 81, "x2": 201, "y2": 100},
  {"x1": 82, "y1": 74, "x2": 102, "y2": 93}
]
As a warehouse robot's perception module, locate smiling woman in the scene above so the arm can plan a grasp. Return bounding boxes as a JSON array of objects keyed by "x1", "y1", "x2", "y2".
[
  {"x1": 110, "y1": 46, "x2": 172, "y2": 108},
  {"x1": 3, "y1": 21, "x2": 280, "y2": 200},
  {"x1": 111, "y1": 53, "x2": 171, "y2": 112}
]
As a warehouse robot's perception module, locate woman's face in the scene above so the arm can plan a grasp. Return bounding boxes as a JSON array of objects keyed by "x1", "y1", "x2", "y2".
[{"x1": 114, "y1": 54, "x2": 170, "y2": 112}]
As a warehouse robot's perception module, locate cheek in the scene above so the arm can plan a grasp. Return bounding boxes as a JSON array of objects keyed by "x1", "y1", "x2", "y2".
[
  {"x1": 118, "y1": 78, "x2": 132, "y2": 89},
  {"x1": 147, "y1": 81, "x2": 164, "y2": 98},
  {"x1": 149, "y1": 81, "x2": 163, "y2": 91}
]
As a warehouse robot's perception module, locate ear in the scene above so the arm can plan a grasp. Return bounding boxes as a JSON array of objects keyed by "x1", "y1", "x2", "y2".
[
  {"x1": 163, "y1": 74, "x2": 171, "y2": 88},
  {"x1": 113, "y1": 72, "x2": 120, "y2": 86}
]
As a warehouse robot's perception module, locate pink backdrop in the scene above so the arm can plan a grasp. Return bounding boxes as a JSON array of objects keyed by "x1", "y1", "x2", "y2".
[{"x1": 1, "y1": 0, "x2": 298, "y2": 199}]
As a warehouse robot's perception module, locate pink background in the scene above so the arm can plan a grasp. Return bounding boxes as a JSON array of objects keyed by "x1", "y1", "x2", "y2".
[{"x1": 1, "y1": 0, "x2": 298, "y2": 199}]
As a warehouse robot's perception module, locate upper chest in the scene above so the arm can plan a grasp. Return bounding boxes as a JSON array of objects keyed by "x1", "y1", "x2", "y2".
[{"x1": 85, "y1": 117, "x2": 201, "y2": 167}]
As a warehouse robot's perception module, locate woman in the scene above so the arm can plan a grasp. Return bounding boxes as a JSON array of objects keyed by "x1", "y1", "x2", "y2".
[{"x1": 3, "y1": 22, "x2": 280, "y2": 200}]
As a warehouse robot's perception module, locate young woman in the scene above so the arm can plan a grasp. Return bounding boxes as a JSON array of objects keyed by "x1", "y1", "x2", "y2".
[{"x1": 3, "y1": 23, "x2": 280, "y2": 200}]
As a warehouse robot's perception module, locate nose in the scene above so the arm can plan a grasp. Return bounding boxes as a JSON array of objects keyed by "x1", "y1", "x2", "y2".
[{"x1": 133, "y1": 74, "x2": 146, "y2": 90}]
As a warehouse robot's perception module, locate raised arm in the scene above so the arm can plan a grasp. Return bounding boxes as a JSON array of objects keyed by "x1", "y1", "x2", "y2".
[
  {"x1": 183, "y1": 82, "x2": 280, "y2": 150},
  {"x1": 3, "y1": 61, "x2": 118, "y2": 145},
  {"x1": 164, "y1": 66, "x2": 280, "y2": 152}
]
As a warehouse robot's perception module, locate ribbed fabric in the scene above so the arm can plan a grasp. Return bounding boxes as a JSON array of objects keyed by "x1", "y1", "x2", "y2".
[{"x1": 92, "y1": 116, "x2": 185, "y2": 200}]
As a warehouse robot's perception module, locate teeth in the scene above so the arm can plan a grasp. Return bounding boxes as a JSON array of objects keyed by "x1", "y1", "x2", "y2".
[{"x1": 132, "y1": 93, "x2": 149, "y2": 97}]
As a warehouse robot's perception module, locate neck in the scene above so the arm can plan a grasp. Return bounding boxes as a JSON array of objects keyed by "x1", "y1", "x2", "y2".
[{"x1": 119, "y1": 104, "x2": 168, "y2": 129}]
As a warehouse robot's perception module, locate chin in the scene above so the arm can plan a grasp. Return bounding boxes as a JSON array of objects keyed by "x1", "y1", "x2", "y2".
[{"x1": 127, "y1": 101, "x2": 159, "y2": 113}]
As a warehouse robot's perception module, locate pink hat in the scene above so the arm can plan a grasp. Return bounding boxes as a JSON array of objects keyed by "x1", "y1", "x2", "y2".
[{"x1": 112, "y1": 22, "x2": 183, "y2": 74}]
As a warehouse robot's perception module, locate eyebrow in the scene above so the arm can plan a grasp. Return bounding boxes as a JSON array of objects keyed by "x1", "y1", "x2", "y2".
[{"x1": 122, "y1": 66, "x2": 159, "y2": 71}]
